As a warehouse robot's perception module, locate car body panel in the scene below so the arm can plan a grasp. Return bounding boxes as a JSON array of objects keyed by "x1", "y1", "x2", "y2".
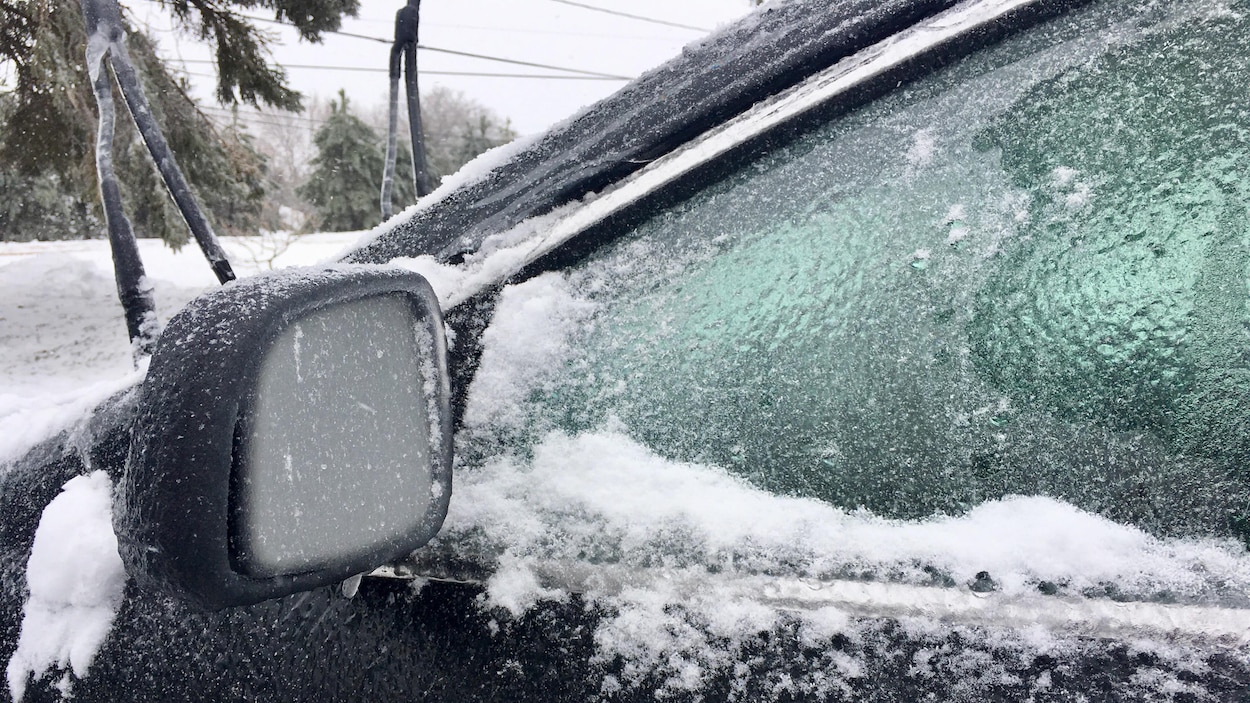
[{"x1": 5, "y1": 0, "x2": 1250, "y2": 700}]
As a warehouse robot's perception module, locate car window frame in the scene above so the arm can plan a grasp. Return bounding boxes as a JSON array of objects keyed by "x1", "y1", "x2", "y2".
[
  {"x1": 426, "y1": 0, "x2": 1078, "y2": 429},
  {"x1": 384, "y1": 0, "x2": 1250, "y2": 642},
  {"x1": 428, "y1": 0, "x2": 1068, "y2": 315}
]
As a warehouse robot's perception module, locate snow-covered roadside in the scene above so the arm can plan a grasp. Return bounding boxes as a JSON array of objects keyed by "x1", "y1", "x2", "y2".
[
  {"x1": 0, "y1": 233, "x2": 364, "y2": 699},
  {"x1": 0, "y1": 233, "x2": 358, "y2": 465}
]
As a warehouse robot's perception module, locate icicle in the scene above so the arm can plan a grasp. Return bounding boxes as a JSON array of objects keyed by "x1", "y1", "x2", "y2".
[
  {"x1": 381, "y1": 47, "x2": 403, "y2": 220},
  {"x1": 341, "y1": 573, "x2": 364, "y2": 599}
]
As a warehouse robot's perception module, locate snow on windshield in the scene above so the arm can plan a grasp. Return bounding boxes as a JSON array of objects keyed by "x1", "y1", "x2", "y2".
[{"x1": 429, "y1": 0, "x2": 1250, "y2": 696}]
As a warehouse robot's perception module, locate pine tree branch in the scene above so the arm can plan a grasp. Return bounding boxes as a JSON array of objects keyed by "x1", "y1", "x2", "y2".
[
  {"x1": 152, "y1": 0, "x2": 358, "y2": 110},
  {"x1": 156, "y1": 0, "x2": 300, "y2": 109},
  {"x1": 0, "y1": 0, "x2": 35, "y2": 65}
]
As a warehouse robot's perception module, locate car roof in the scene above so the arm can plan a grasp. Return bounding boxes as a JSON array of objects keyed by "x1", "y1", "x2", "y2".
[{"x1": 342, "y1": 0, "x2": 961, "y2": 266}]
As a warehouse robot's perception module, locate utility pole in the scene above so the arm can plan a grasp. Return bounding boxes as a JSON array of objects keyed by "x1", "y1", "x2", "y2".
[
  {"x1": 382, "y1": 0, "x2": 433, "y2": 220},
  {"x1": 79, "y1": 0, "x2": 236, "y2": 361}
]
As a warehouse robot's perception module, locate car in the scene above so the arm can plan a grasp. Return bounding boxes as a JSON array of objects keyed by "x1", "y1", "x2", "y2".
[{"x1": 4, "y1": 0, "x2": 1250, "y2": 699}]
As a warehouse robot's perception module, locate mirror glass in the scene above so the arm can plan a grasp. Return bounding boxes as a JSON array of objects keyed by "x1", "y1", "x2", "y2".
[{"x1": 232, "y1": 293, "x2": 441, "y2": 578}]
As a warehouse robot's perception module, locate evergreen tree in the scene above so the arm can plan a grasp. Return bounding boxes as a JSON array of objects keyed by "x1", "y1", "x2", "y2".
[
  {"x1": 419, "y1": 86, "x2": 517, "y2": 185},
  {"x1": 296, "y1": 87, "x2": 518, "y2": 232},
  {"x1": 298, "y1": 92, "x2": 406, "y2": 232},
  {"x1": 0, "y1": 167, "x2": 101, "y2": 241},
  {"x1": 0, "y1": 0, "x2": 355, "y2": 244}
]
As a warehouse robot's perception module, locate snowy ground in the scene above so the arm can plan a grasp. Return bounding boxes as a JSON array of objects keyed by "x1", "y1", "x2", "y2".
[{"x1": 0, "y1": 232, "x2": 359, "y2": 464}]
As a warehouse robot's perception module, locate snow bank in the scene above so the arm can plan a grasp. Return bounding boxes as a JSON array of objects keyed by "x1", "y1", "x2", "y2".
[
  {"x1": 0, "y1": 372, "x2": 142, "y2": 468},
  {"x1": 6, "y1": 471, "x2": 126, "y2": 702},
  {"x1": 0, "y1": 234, "x2": 360, "y2": 465},
  {"x1": 448, "y1": 429, "x2": 1250, "y2": 602}
]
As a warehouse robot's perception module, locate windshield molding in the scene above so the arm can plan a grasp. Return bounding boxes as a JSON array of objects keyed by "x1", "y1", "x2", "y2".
[
  {"x1": 374, "y1": 558, "x2": 1250, "y2": 641},
  {"x1": 436, "y1": 0, "x2": 1048, "y2": 309}
]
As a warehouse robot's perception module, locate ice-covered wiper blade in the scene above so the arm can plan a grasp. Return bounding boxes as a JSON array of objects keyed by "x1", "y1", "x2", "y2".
[{"x1": 80, "y1": 0, "x2": 236, "y2": 361}]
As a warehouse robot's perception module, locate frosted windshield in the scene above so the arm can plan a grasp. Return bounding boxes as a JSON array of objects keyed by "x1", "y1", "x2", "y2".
[
  {"x1": 466, "y1": 0, "x2": 1250, "y2": 544},
  {"x1": 445, "y1": 0, "x2": 1250, "y2": 697}
]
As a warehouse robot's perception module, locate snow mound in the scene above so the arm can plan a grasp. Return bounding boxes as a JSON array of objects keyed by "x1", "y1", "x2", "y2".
[
  {"x1": 449, "y1": 429, "x2": 1250, "y2": 603},
  {"x1": 6, "y1": 471, "x2": 126, "y2": 702},
  {"x1": 442, "y1": 428, "x2": 1250, "y2": 697}
]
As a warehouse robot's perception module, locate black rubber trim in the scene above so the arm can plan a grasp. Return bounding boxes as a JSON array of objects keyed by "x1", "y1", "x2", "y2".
[{"x1": 342, "y1": 0, "x2": 965, "y2": 265}]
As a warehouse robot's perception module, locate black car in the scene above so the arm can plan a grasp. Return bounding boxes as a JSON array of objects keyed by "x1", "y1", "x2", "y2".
[{"x1": 5, "y1": 0, "x2": 1250, "y2": 700}]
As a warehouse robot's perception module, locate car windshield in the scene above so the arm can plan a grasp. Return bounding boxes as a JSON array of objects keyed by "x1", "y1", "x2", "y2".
[
  {"x1": 464, "y1": 3, "x2": 1250, "y2": 542},
  {"x1": 406, "y1": 0, "x2": 1250, "y2": 696}
]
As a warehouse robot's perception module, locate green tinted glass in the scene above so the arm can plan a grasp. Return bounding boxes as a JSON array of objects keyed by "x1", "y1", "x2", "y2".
[{"x1": 472, "y1": 0, "x2": 1250, "y2": 542}]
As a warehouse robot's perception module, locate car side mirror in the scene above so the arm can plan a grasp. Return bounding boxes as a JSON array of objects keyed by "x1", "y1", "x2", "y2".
[{"x1": 115, "y1": 266, "x2": 452, "y2": 610}]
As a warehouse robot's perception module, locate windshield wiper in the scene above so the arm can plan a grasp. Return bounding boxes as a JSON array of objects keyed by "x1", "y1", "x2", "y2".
[
  {"x1": 80, "y1": 0, "x2": 236, "y2": 362},
  {"x1": 381, "y1": 0, "x2": 434, "y2": 220}
]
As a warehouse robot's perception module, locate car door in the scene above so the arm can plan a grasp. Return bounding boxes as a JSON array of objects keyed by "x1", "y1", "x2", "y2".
[
  {"x1": 5, "y1": 0, "x2": 1250, "y2": 701},
  {"x1": 391, "y1": 0, "x2": 1250, "y2": 698}
]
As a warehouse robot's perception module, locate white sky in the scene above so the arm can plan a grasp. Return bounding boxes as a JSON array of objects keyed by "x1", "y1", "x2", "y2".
[{"x1": 130, "y1": 0, "x2": 756, "y2": 135}]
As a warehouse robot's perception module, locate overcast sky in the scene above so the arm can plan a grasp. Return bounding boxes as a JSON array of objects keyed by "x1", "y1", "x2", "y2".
[{"x1": 132, "y1": 0, "x2": 755, "y2": 135}]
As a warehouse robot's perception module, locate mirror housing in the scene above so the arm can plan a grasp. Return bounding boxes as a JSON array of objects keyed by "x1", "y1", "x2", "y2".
[{"x1": 116, "y1": 266, "x2": 452, "y2": 610}]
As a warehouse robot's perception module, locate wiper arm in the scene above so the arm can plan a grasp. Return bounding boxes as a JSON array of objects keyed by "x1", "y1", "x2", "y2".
[
  {"x1": 80, "y1": 0, "x2": 237, "y2": 361},
  {"x1": 381, "y1": 0, "x2": 433, "y2": 220}
]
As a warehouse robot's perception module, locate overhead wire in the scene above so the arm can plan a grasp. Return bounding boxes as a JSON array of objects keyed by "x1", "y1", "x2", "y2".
[
  {"x1": 136, "y1": 1, "x2": 715, "y2": 138},
  {"x1": 172, "y1": 58, "x2": 626, "y2": 80},
  {"x1": 339, "y1": 16, "x2": 682, "y2": 41},
  {"x1": 237, "y1": 14, "x2": 633, "y2": 80},
  {"x1": 545, "y1": 0, "x2": 710, "y2": 32},
  {"x1": 421, "y1": 23, "x2": 681, "y2": 41},
  {"x1": 196, "y1": 104, "x2": 488, "y2": 142}
]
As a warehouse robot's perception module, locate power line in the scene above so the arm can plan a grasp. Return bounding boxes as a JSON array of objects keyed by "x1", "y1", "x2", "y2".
[
  {"x1": 197, "y1": 104, "x2": 489, "y2": 142},
  {"x1": 424, "y1": 22, "x2": 679, "y2": 42},
  {"x1": 546, "y1": 0, "x2": 709, "y2": 32},
  {"x1": 341, "y1": 16, "x2": 682, "y2": 42},
  {"x1": 418, "y1": 43, "x2": 631, "y2": 79},
  {"x1": 199, "y1": 109, "x2": 324, "y2": 131},
  {"x1": 173, "y1": 58, "x2": 626, "y2": 81},
  {"x1": 237, "y1": 14, "x2": 632, "y2": 80}
]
